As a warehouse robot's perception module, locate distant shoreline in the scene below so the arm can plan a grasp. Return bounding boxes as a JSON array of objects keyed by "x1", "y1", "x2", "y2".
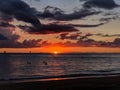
[{"x1": 0, "y1": 52, "x2": 120, "y2": 55}]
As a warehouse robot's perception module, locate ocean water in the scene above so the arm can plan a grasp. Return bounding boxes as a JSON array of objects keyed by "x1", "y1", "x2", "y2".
[{"x1": 0, "y1": 53, "x2": 120, "y2": 80}]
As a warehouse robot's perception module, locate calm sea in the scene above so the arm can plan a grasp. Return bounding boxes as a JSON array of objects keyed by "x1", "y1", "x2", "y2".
[{"x1": 0, "y1": 53, "x2": 120, "y2": 80}]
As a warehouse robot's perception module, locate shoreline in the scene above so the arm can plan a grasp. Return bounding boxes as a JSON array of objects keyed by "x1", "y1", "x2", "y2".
[
  {"x1": 0, "y1": 52, "x2": 120, "y2": 55},
  {"x1": 1, "y1": 75, "x2": 120, "y2": 90},
  {"x1": 0, "y1": 73, "x2": 120, "y2": 82}
]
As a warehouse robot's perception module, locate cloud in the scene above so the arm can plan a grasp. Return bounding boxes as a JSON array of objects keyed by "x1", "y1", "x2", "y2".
[
  {"x1": 57, "y1": 32, "x2": 120, "y2": 47},
  {"x1": 37, "y1": 0, "x2": 120, "y2": 22},
  {"x1": 58, "y1": 32, "x2": 120, "y2": 42},
  {"x1": 58, "y1": 33, "x2": 69, "y2": 40},
  {"x1": 18, "y1": 22, "x2": 105, "y2": 34},
  {"x1": 37, "y1": 6, "x2": 64, "y2": 19},
  {"x1": 58, "y1": 32, "x2": 93, "y2": 40},
  {"x1": 76, "y1": 38, "x2": 96, "y2": 47},
  {"x1": 0, "y1": 36, "x2": 43, "y2": 48},
  {"x1": 0, "y1": 22, "x2": 15, "y2": 28},
  {"x1": 0, "y1": 25, "x2": 42, "y2": 48},
  {"x1": 37, "y1": 6, "x2": 101, "y2": 21},
  {"x1": 83, "y1": 0, "x2": 119, "y2": 9},
  {"x1": 71, "y1": 23, "x2": 105, "y2": 28},
  {"x1": 18, "y1": 23, "x2": 79, "y2": 34},
  {"x1": 99, "y1": 16, "x2": 119, "y2": 22},
  {"x1": 95, "y1": 33, "x2": 120, "y2": 37},
  {"x1": 0, "y1": 1, "x2": 81, "y2": 34},
  {"x1": 58, "y1": 32, "x2": 82, "y2": 40},
  {"x1": 79, "y1": 33, "x2": 93, "y2": 40},
  {"x1": 20, "y1": 39, "x2": 42, "y2": 48},
  {"x1": 0, "y1": 12, "x2": 13, "y2": 22},
  {"x1": 0, "y1": 0, "x2": 41, "y2": 28},
  {"x1": 55, "y1": 9, "x2": 100, "y2": 21},
  {"x1": 0, "y1": 0, "x2": 118, "y2": 35},
  {"x1": 0, "y1": 27, "x2": 21, "y2": 48},
  {"x1": 97, "y1": 38, "x2": 120, "y2": 47},
  {"x1": 0, "y1": 38, "x2": 42, "y2": 48},
  {"x1": 61, "y1": 37, "x2": 120, "y2": 48},
  {"x1": 2, "y1": 26, "x2": 119, "y2": 48},
  {"x1": 113, "y1": 38, "x2": 120, "y2": 45}
]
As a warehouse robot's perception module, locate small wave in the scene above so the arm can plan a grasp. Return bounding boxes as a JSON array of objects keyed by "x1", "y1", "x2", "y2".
[{"x1": 1, "y1": 73, "x2": 120, "y2": 82}]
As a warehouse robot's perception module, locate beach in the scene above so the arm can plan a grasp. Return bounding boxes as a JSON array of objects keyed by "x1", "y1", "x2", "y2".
[{"x1": 0, "y1": 75, "x2": 120, "y2": 90}]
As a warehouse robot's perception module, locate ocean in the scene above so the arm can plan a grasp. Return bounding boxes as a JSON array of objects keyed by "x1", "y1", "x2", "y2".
[{"x1": 0, "y1": 53, "x2": 120, "y2": 80}]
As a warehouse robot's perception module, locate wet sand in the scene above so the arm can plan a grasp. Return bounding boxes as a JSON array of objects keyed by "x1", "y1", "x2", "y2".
[{"x1": 0, "y1": 75, "x2": 120, "y2": 90}]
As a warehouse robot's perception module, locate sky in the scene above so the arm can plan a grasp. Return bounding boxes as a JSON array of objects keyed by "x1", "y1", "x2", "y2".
[{"x1": 0, "y1": 0, "x2": 120, "y2": 53}]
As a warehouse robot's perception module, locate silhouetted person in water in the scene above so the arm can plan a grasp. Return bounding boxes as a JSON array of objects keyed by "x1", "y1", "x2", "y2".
[
  {"x1": 27, "y1": 61, "x2": 31, "y2": 64},
  {"x1": 43, "y1": 61, "x2": 48, "y2": 65},
  {"x1": 4, "y1": 51, "x2": 6, "y2": 53}
]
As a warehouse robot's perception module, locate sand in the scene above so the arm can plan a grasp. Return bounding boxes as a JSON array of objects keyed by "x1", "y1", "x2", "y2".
[{"x1": 0, "y1": 75, "x2": 120, "y2": 90}]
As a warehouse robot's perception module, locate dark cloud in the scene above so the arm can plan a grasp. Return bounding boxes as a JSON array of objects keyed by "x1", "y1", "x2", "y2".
[
  {"x1": 113, "y1": 38, "x2": 120, "y2": 45},
  {"x1": 20, "y1": 39, "x2": 42, "y2": 48},
  {"x1": 0, "y1": 0, "x2": 41, "y2": 28},
  {"x1": 0, "y1": 0, "x2": 117, "y2": 35},
  {"x1": 0, "y1": 34, "x2": 7, "y2": 40},
  {"x1": 37, "y1": 6, "x2": 101, "y2": 21},
  {"x1": 18, "y1": 22, "x2": 105, "y2": 34},
  {"x1": 79, "y1": 33, "x2": 93, "y2": 40},
  {"x1": 97, "y1": 38, "x2": 120, "y2": 48},
  {"x1": 0, "y1": 12, "x2": 13, "y2": 22},
  {"x1": 58, "y1": 32, "x2": 92, "y2": 40},
  {"x1": 0, "y1": 37, "x2": 42, "y2": 48},
  {"x1": 58, "y1": 33, "x2": 69, "y2": 40},
  {"x1": 95, "y1": 33, "x2": 120, "y2": 37},
  {"x1": 0, "y1": 28, "x2": 21, "y2": 48},
  {"x1": 55, "y1": 9, "x2": 100, "y2": 21},
  {"x1": 18, "y1": 23, "x2": 79, "y2": 34},
  {"x1": 58, "y1": 32, "x2": 82, "y2": 40},
  {"x1": 61, "y1": 37, "x2": 120, "y2": 48},
  {"x1": 83, "y1": 0, "x2": 119, "y2": 9},
  {"x1": 71, "y1": 23, "x2": 105, "y2": 28},
  {"x1": 37, "y1": 6, "x2": 64, "y2": 19},
  {"x1": 0, "y1": 22, "x2": 15, "y2": 28},
  {"x1": 0, "y1": 1, "x2": 88, "y2": 34},
  {"x1": 40, "y1": 24, "x2": 79, "y2": 34},
  {"x1": 0, "y1": 36, "x2": 43, "y2": 48},
  {"x1": 2, "y1": 28, "x2": 119, "y2": 48},
  {"x1": 0, "y1": 26, "x2": 22, "y2": 48},
  {"x1": 76, "y1": 38, "x2": 96, "y2": 47},
  {"x1": 79, "y1": 0, "x2": 120, "y2": 25},
  {"x1": 37, "y1": 0, "x2": 119, "y2": 22},
  {"x1": 0, "y1": 26, "x2": 42, "y2": 48},
  {"x1": 99, "y1": 16, "x2": 119, "y2": 22},
  {"x1": 58, "y1": 32, "x2": 120, "y2": 41},
  {"x1": 57, "y1": 32, "x2": 120, "y2": 47}
]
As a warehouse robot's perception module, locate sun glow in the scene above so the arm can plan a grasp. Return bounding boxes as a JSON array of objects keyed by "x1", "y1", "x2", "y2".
[{"x1": 54, "y1": 51, "x2": 58, "y2": 54}]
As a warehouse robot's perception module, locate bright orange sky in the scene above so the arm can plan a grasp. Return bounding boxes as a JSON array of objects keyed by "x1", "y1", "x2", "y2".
[{"x1": 1, "y1": 47, "x2": 120, "y2": 53}]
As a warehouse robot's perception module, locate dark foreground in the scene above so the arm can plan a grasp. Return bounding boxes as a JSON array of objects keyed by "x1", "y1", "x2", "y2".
[{"x1": 0, "y1": 75, "x2": 120, "y2": 90}]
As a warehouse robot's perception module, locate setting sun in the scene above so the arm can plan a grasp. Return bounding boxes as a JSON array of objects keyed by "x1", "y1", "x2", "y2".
[{"x1": 54, "y1": 51, "x2": 58, "y2": 54}]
